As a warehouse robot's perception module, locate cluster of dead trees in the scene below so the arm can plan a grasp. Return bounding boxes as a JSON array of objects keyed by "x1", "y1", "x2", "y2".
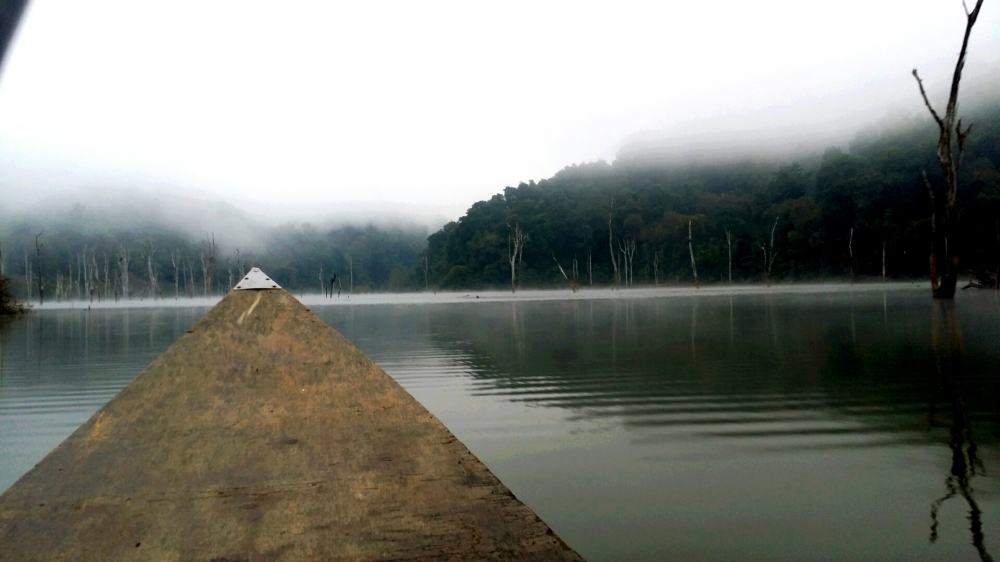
[{"x1": 0, "y1": 233, "x2": 259, "y2": 304}]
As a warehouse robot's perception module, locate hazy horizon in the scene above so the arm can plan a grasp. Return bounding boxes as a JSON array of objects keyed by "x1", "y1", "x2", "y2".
[{"x1": 2, "y1": 1, "x2": 999, "y2": 222}]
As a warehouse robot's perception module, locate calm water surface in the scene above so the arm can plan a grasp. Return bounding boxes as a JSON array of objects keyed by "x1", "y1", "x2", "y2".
[{"x1": 1, "y1": 286, "x2": 998, "y2": 561}]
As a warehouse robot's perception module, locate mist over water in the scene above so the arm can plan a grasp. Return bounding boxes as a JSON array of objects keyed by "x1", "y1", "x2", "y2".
[{"x1": 2, "y1": 287, "x2": 998, "y2": 560}]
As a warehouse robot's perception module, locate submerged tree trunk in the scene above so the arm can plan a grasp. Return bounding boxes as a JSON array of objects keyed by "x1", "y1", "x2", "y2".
[
  {"x1": 552, "y1": 255, "x2": 578, "y2": 292},
  {"x1": 848, "y1": 227, "x2": 855, "y2": 280},
  {"x1": 608, "y1": 202, "x2": 619, "y2": 287},
  {"x1": 882, "y1": 240, "x2": 887, "y2": 281},
  {"x1": 725, "y1": 228, "x2": 733, "y2": 284},
  {"x1": 912, "y1": 0, "x2": 984, "y2": 299},
  {"x1": 688, "y1": 220, "x2": 698, "y2": 287},
  {"x1": 34, "y1": 233, "x2": 43, "y2": 305},
  {"x1": 119, "y1": 242, "x2": 130, "y2": 299},
  {"x1": 507, "y1": 223, "x2": 526, "y2": 293}
]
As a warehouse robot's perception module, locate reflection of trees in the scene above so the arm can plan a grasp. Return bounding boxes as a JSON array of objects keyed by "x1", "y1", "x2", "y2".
[{"x1": 928, "y1": 300, "x2": 993, "y2": 562}]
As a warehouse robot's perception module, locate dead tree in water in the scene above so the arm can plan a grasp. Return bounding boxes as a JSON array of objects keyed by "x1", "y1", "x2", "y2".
[
  {"x1": 144, "y1": 243, "x2": 159, "y2": 299},
  {"x1": 760, "y1": 217, "x2": 779, "y2": 284},
  {"x1": 507, "y1": 223, "x2": 526, "y2": 293},
  {"x1": 118, "y1": 243, "x2": 130, "y2": 299},
  {"x1": 618, "y1": 238, "x2": 636, "y2": 287},
  {"x1": 102, "y1": 253, "x2": 110, "y2": 300},
  {"x1": 23, "y1": 250, "x2": 31, "y2": 299},
  {"x1": 34, "y1": 233, "x2": 44, "y2": 305},
  {"x1": 171, "y1": 251, "x2": 180, "y2": 299},
  {"x1": 652, "y1": 249, "x2": 660, "y2": 286},
  {"x1": 912, "y1": 0, "x2": 984, "y2": 298},
  {"x1": 552, "y1": 255, "x2": 579, "y2": 292},
  {"x1": 725, "y1": 228, "x2": 734, "y2": 285},
  {"x1": 688, "y1": 220, "x2": 699, "y2": 287},
  {"x1": 608, "y1": 201, "x2": 620, "y2": 287},
  {"x1": 200, "y1": 235, "x2": 216, "y2": 296},
  {"x1": 848, "y1": 227, "x2": 855, "y2": 280}
]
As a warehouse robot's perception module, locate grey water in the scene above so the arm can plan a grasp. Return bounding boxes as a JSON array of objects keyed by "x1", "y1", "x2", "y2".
[{"x1": 1, "y1": 286, "x2": 998, "y2": 561}]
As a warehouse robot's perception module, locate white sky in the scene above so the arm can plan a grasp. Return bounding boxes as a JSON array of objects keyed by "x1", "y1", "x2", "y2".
[{"x1": 1, "y1": 0, "x2": 998, "y2": 221}]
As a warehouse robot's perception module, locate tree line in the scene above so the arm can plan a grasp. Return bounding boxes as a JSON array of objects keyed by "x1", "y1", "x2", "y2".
[
  {"x1": 0, "y1": 222, "x2": 428, "y2": 302},
  {"x1": 426, "y1": 101, "x2": 1000, "y2": 291},
  {"x1": 4, "y1": 105, "x2": 1000, "y2": 301}
]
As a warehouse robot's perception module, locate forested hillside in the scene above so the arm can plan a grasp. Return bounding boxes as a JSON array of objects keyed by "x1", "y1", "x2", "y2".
[
  {"x1": 4, "y1": 101, "x2": 1000, "y2": 300},
  {"x1": 427, "y1": 103, "x2": 1000, "y2": 289}
]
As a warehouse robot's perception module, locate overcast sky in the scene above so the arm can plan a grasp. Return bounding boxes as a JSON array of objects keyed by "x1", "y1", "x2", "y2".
[{"x1": 1, "y1": 0, "x2": 998, "y2": 221}]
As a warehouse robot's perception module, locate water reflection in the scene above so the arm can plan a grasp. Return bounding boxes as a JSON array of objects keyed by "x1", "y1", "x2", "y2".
[
  {"x1": 0, "y1": 307, "x2": 206, "y2": 491},
  {"x1": 314, "y1": 291, "x2": 999, "y2": 560},
  {"x1": 928, "y1": 300, "x2": 993, "y2": 562},
  {"x1": 2, "y1": 290, "x2": 998, "y2": 560}
]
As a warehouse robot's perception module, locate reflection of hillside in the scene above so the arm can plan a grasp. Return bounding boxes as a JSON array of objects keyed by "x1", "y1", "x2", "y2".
[
  {"x1": 318, "y1": 294, "x2": 999, "y2": 561},
  {"x1": 410, "y1": 293, "x2": 1000, "y2": 451}
]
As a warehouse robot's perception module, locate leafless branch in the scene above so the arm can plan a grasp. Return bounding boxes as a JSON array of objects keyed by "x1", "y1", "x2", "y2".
[{"x1": 912, "y1": 69, "x2": 944, "y2": 129}]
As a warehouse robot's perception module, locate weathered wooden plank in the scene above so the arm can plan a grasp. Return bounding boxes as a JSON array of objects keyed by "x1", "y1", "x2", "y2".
[{"x1": 0, "y1": 288, "x2": 582, "y2": 561}]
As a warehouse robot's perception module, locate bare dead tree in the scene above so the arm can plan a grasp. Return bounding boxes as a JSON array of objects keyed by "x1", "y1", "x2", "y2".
[
  {"x1": 725, "y1": 228, "x2": 734, "y2": 284},
  {"x1": 348, "y1": 254, "x2": 354, "y2": 294},
  {"x1": 688, "y1": 219, "x2": 699, "y2": 287},
  {"x1": 552, "y1": 255, "x2": 579, "y2": 292},
  {"x1": 185, "y1": 257, "x2": 196, "y2": 297},
  {"x1": 507, "y1": 223, "x2": 527, "y2": 293},
  {"x1": 608, "y1": 200, "x2": 620, "y2": 287},
  {"x1": 760, "y1": 217, "x2": 779, "y2": 284},
  {"x1": 89, "y1": 251, "x2": 99, "y2": 302},
  {"x1": 588, "y1": 251, "x2": 593, "y2": 286},
  {"x1": 118, "y1": 242, "x2": 130, "y2": 299},
  {"x1": 170, "y1": 250, "x2": 180, "y2": 299},
  {"x1": 617, "y1": 238, "x2": 636, "y2": 287},
  {"x1": 319, "y1": 264, "x2": 325, "y2": 295},
  {"x1": 81, "y1": 248, "x2": 90, "y2": 300},
  {"x1": 143, "y1": 243, "x2": 159, "y2": 299},
  {"x1": 102, "y1": 253, "x2": 110, "y2": 300},
  {"x1": 848, "y1": 227, "x2": 855, "y2": 280},
  {"x1": 652, "y1": 249, "x2": 661, "y2": 285},
  {"x1": 423, "y1": 254, "x2": 429, "y2": 291},
  {"x1": 200, "y1": 235, "x2": 216, "y2": 296},
  {"x1": 23, "y1": 249, "x2": 31, "y2": 300},
  {"x1": 34, "y1": 233, "x2": 44, "y2": 305},
  {"x1": 912, "y1": 0, "x2": 984, "y2": 298}
]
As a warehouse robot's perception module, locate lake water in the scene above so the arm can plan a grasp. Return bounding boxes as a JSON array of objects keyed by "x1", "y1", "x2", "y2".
[{"x1": 1, "y1": 284, "x2": 998, "y2": 561}]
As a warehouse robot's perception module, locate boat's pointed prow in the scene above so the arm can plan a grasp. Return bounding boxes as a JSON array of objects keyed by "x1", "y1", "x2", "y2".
[{"x1": 234, "y1": 267, "x2": 281, "y2": 290}]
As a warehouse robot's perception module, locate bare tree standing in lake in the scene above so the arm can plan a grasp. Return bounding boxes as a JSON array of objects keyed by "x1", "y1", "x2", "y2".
[
  {"x1": 145, "y1": 242, "x2": 159, "y2": 299},
  {"x1": 760, "y1": 217, "x2": 779, "y2": 285},
  {"x1": 508, "y1": 223, "x2": 526, "y2": 293},
  {"x1": 118, "y1": 242, "x2": 130, "y2": 299},
  {"x1": 171, "y1": 250, "x2": 180, "y2": 299},
  {"x1": 725, "y1": 228, "x2": 734, "y2": 284},
  {"x1": 200, "y1": 235, "x2": 216, "y2": 296},
  {"x1": 848, "y1": 226, "x2": 855, "y2": 281},
  {"x1": 608, "y1": 200, "x2": 620, "y2": 287},
  {"x1": 688, "y1": 220, "x2": 699, "y2": 287},
  {"x1": 34, "y1": 233, "x2": 44, "y2": 305},
  {"x1": 912, "y1": 0, "x2": 984, "y2": 299}
]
